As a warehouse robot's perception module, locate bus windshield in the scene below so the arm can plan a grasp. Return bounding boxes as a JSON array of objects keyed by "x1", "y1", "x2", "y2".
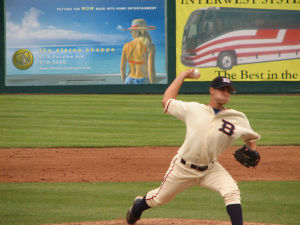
[{"x1": 182, "y1": 10, "x2": 216, "y2": 53}]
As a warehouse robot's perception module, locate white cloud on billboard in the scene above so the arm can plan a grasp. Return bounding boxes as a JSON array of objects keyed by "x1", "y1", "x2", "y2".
[
  {"x1": 116, "y1": 25, "x2": 123, "y2": 30},
  {"x1": 22, "y1": 7, "x2": 43, "y2": 29},
  {"x1": 6, "y1": 7, "x2": 125, "y2": 47}
]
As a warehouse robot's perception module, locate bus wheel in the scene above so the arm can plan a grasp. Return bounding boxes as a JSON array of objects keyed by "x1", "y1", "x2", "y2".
[{"x1": 217, "y1": 52, "x2": 236, "y2": 70}]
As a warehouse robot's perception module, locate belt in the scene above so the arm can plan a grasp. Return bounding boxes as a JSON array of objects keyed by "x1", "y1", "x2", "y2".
[{"x1": 180, "y1": 158, "x2": 209, "y2": 171}]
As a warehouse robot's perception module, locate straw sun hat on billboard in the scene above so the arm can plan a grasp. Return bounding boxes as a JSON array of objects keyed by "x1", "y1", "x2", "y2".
[{"x1": 124, "y1": 19, "x2": 156, "y2": 31}]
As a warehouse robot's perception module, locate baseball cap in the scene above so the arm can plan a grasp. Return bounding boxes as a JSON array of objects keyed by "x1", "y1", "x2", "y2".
[{"x1": 211, "y1": 76, "x2": 236, "y2": 93}]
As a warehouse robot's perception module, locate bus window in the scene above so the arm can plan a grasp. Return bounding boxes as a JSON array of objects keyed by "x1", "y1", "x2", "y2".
[
  {"x1": 215, "y1": 18, "x2": 224, "y2": 33},
  {"x1": 184, "y1": 12, "x2": 202, "y2": 51},
  {"x1": 187, "y1": 24, "x2": 197, "y2": 40},
  {"x1": 203, "y1": 21, "x2": 214, "y2": 34}
]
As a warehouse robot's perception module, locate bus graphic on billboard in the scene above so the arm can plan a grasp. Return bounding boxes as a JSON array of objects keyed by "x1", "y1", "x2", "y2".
[{"x1": 181, "y1": 7, "x2": 300, "y2": 70}]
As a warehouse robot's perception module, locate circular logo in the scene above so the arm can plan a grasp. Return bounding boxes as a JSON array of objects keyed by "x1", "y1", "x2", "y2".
[{"x1": 12, "y1": 49, "x2": 34, "y2": 70}]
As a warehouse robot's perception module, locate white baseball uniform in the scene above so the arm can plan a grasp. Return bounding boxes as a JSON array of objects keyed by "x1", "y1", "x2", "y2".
[{"x1": 145, "y1": 99, "x2": 260, "y2": 207}]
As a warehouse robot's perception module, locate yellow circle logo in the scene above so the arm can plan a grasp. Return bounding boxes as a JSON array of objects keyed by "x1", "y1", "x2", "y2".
[{"x1": 12, "y1": 49, "x2": 34, "y2": 70}]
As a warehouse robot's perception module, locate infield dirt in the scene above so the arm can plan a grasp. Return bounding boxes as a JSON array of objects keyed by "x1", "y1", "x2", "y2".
[
  {"x1": 1, "y1": 146, "x2": 299, "y2": 225},
  {"x1": 1, "y1": 146, "x2": 299, "y2": 182}
]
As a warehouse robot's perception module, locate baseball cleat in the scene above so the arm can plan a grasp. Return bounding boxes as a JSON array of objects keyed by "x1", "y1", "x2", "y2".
[{"x1": 126, "y1": 196, "x2": 143, "y2": 224}]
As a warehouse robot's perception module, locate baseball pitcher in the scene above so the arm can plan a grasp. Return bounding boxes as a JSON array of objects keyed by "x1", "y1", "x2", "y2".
[{"x1": 126, "y1": 69, "x2": 261, "y2": 225}]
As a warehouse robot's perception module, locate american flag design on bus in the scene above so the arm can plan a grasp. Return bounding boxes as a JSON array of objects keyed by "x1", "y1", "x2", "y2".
[{"x1": 181, "y1": 29, "x2": 300, "y2": 70}]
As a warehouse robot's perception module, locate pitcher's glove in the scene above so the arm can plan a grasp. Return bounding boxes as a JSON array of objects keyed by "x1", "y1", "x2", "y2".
[{"x1": 233, "y1": 145, "x2": 260, "y2": 168}]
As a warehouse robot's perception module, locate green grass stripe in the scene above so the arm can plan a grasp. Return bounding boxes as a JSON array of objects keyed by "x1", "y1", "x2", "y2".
[
  {"x1": 0, "y1": 181, "x2": 299, "y2": 225},
  {"x1": 0, "y1": 94, "x2": 299, "y2": 147}
]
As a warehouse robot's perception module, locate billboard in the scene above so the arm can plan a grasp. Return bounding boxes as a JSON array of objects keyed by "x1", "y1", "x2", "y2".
[
  {"x1": 1, "y1": 1, "x2": 299, "y2": 93},
  {"x1": 5, "y1": 0, "x2": 167, "y2": 86},
  {"x1": 176, "y1": 2, "x2": 300, "y2": 82}
]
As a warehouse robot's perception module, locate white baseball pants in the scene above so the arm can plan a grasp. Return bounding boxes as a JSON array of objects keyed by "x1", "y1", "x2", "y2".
[{"x1": 145, "y1": 154, "x2": 241, "y2": 208}]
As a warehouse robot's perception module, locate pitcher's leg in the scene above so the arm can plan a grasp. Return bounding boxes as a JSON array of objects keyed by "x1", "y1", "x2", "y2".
[
  {"x1": 126, "y1": 196, "x2": 150, "y2": 224},
  {"x1": 126, "y1": 157, "x2": 196, "y2": 224},
  {"x1": 226, "y1": 204, "x2": 243, "y2": 225},
  {"x1": 199, "y1": 162, "x2": 243, "y2": 225},
  {"x1": 145, "y1": 157, "x2": 195, "y2": 207}
]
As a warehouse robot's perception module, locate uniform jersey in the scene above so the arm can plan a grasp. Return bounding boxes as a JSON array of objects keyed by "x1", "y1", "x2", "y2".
[{"x1": 165, "y1": 99, "x2": 260, "y2": 165}]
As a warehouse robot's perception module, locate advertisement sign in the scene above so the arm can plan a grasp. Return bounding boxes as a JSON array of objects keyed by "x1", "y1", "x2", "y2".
[
  {"x1": 176, "y1": 1, "x2": 300, "y2": 82},
  {"x1": 5, "y1": 0, "x2": 167, "y2": 86}
]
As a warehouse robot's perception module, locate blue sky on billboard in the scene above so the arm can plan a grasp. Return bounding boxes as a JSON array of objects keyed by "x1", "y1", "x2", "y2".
[{"x1": 6, "y1": 0, "x2": 165, "y2": 47}]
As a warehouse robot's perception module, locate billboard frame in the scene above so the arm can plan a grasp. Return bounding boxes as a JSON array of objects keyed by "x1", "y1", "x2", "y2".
[{"x1": 0, "y1": 1, "x2": 299, "y2": 94}]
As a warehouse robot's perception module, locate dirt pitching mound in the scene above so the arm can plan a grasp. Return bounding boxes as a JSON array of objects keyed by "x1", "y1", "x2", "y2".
[{"x1": 45, "y1": 218, "x2": 284, "y2": 225}]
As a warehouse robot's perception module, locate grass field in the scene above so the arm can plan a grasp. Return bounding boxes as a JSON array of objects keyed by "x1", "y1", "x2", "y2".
[
  {"x1": 0, "y1": 94, "x2": 300, "y2": 225},
  {"x1": 0, "y1": 94, "x2": 299, "y2": 147},
  {"x1": 0, "y1": 181, "x2": 299, "y2": 225}
]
